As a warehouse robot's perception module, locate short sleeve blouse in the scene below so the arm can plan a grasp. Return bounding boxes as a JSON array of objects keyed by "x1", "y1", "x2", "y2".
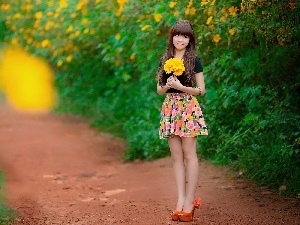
[{"x1": 160, "y1": 56, "x2": 203, "y2": 93}]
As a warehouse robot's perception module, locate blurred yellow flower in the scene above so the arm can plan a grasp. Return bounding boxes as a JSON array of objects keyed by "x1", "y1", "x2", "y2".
[
  {"x1": 221, "y1": 15, "x2": 227, "y2": 21},
  {"x1": 116, "y1": 0, "x2": 128, "y2": 16},
  {"x1": 14, "y1": 13, "x2": 22, "y2": 19},
  {"x1": 81, "y1": 18, "x2": 89, "y2": 25},
  {"x1": 83, "y1": 28, "x2": 89, "y2": 34},
  {"x1": 229, "y1": 6, "x2": 238, "y2": 16},
  {"x1": 169, "y1": 1, "x2": 177, "y2": 8},
  {"x1": 26, "y1": 37, "x2": 33, "y2": 44},
  {"x1": 114, "y1": 60, "x2": 120, "y2": 67},
  {"x1": 229, "y1": 28, "x2": 236, "y2": 36},
  {"x1": 141, "y1": 25, "x2": 150, "y2": 31},
  {"x1": 201, "y1": 0, "x2": 209, "y2": 6},
  {"x1": 75, "y1": 30, "x2": 80, "y2": 37},
  {"x1": 153, "y1": 13, "x2": 162, "y2": 22},
  {"x1": 66, "y1": 25, "x2": 73, "y2": 33},
  {"x1": 0, "y1": 47, "x2": 56, "y2": 111},
  {"x1": 241, "y1": 3, "x2": 246, "y2": 11},
  {"x1": 206, "y1": 16, "x2": 213, "y2": 25},
  {"x1": 57, "y1": 60, "x2": 63, "y2": 67},
  {"x1": 41, "y1": 39, "x2": 50, "y2": 48},
  {"x1": 66, "y1": 55, "x2": 73, "y2": 62},
  {"x1": 185, "y1": 8, "x2": 190, "y2": 15},
  {"x1": 33, "y1": 20, "x2": 40, "y2": 29},
  {"x1": 76, "y1": 1, "x2": 85, "y2": 10},
  {"x1": 81, "y1": 8, "x2": 88, "y2": 14},
  {"x1": 71, "y1": 13, "x2": 77, "y2": 18},
  {"x1": 48, "y1": 0, "x2": 54, "y2": 7},
  {"x1": 206, "y1": 8, "x2": 213, "y2": 15},
  {"x1": 1, "y1": 4, "x2": 10, "y2": 11},
  {"x1": 115, "y1": 33, "x2": 121, "y2": 40},
  {"x1": 45, "y1": 21, "x2": 53, "y2": 31},
  {"x1": 10, "y1": 25, "x2": 16, "y2": 31},
  {"x1": 174, "y1": 10, "x2": 180, "y2": 17},
  {"x1": 53, "y1": 51, "x2": 58, "y2": 57},
  {"x1": 189, "y1": 7, "x2": 196, "y2": 15},
  {"x1": 130, "y1": 53, "x2": 135, "y2": 60},
  {"x1": 210, "y1": 0, "x2": 216, "y2": 5},
  {"x1": 65, "y1": 42, "x2": 74, "y2": 50},
  {"x1": 59, "y1": 0, "x2": 68, "y2": 8},
  {"x1": 35, "y1": 12, "x2": 43, "y2": 19},
  {"x1": 213, "y1": 34, "x2": 221, "y2": 43},
  {"x1": 11, "y1": 38, "x2": 18, "y2": 45}
]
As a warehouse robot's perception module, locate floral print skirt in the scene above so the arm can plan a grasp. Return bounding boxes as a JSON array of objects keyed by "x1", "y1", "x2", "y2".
[{"x1": 159, "y1": 93, "x2": 208, "y2": 139}]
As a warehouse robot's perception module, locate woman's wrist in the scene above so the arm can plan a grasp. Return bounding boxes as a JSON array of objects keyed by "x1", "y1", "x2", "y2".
[
  {"x1": 196, "y1": 87, "x2": 202, "y2": 96},
  {"x1": 161, "y1": 84, "x2": 170, "y2": 89}
]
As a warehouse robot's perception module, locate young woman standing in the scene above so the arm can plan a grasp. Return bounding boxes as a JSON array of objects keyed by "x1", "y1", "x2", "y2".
[{"x1": 157, "y1": 20, "x2": 208, "y2": 222}]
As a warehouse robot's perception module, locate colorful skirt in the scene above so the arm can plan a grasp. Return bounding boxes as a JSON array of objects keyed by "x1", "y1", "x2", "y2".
[{"x1": 159, "y1": 93, "x2": 208, "y2": 139}]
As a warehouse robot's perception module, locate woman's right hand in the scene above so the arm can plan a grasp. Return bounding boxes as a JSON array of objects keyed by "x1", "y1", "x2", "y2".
[{"x1": 166, "y1": 76, "x2": 174, "y2": 88}]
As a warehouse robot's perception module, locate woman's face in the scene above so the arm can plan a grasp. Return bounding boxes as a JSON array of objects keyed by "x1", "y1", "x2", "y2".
[{"x1": 173, "y1": 34, "x2": 190, "y2": 51}]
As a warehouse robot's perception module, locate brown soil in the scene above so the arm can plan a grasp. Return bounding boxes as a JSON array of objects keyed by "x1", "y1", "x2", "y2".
[{"x1": 1, "y1": 102, "x2": 300, "y2": 225}]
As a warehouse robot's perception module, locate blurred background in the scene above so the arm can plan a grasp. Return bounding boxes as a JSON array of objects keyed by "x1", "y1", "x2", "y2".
[{"x1": 0, "y1": 0, "x2": 299, "y2": 221}]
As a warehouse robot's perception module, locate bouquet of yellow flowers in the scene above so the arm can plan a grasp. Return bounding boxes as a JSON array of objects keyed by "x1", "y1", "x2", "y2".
[{"x1": 163, "y1": 58, "x2": 185, "y2": 76}]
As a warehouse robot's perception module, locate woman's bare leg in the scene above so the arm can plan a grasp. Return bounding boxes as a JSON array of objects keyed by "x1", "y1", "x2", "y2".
[
  {"x1": 181, "y1": 137, "x2": 199, "y2": 212},
  {"x1": 168, "y1": 136, "x2": 185, "y2": 211}
]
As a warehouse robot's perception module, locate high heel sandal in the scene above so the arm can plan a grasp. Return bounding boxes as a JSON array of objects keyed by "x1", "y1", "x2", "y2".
[
  {"x1": 178, "y1": 198, "x2": 201, "y2": 222},
  {"x1": 171, "y1": 210, "x2": 182, "y2": 221}
]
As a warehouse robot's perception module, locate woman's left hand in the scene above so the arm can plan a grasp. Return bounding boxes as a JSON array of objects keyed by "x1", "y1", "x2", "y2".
[{"x1": 170, "y1": 76, "x2": 183, "y2": 90}]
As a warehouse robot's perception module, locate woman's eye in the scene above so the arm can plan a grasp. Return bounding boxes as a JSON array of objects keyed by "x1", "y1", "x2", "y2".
[{"x1": 184, "y1": 35, "x2": 188, "y2": 38}]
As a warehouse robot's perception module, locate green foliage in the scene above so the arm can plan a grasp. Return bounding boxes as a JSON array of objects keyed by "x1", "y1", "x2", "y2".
[
  {"x1": 0, "y1": 172, "x2": 15, "y2": 224},
  {"x1": 1, "y1": 0, "x2": 299, "y2": 195}
]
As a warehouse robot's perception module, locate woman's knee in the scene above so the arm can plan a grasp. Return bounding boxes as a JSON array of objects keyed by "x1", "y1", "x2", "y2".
[{"x1": 183, "y1": 149, "x2": 198, "y2": 162}]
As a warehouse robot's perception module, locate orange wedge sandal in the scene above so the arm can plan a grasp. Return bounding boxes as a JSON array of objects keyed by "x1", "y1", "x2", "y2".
[{"x1": 178, "y1": 198, "x2": 201, "y2": 222}]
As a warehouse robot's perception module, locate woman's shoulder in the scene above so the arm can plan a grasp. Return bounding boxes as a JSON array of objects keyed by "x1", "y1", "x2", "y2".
[
  {"x1": 195, "y1": 55, "x2": 202, "y2": 61},
  {"x1": 194, "y1": 55, "x2": 203, "y2": 72}
]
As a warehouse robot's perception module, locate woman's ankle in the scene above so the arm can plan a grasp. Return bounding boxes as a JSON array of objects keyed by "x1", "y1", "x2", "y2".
[{"x1": 182, "y1": 198, "x2": 194, "y2": 212}]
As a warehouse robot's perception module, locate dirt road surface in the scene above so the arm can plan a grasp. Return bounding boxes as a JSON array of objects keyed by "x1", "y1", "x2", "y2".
[{"x1": 1, "y1": 103, "x2": 299, "y2": 225}]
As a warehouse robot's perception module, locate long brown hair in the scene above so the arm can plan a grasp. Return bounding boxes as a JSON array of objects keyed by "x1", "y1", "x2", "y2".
[{"x1": 157, "y1": 20, "x2": 197, "y2": 86}]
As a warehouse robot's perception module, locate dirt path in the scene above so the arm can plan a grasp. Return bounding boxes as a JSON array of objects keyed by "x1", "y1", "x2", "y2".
[{"x1": 1, "y1": 103, "x2": 300, "y2": 225}]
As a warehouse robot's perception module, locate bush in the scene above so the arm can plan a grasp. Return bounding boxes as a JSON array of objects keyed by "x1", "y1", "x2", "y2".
[{"x1": 0, "y1": 172, "x2": 15, "y2": 224}]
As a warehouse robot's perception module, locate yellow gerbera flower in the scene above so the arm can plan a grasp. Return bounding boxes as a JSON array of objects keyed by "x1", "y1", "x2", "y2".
[
  {"x1": 206, "y1": 16, "x2": 213, "y2": 25},
  {"x1": 35, "y1": 12, "x2": 43, "y2": 19},
  {"x1": 59, "y1": 0, "x2": 68, "y2": 8},
  {"x1": 141, "y1": 25, "x2": 150, "y2": 31},
  {"x1": 66, "y1": 55, "x2": 73, "y2": 62},
  {"x1": 115, "y1": 33, "x2": 121, "y2": 40},
  {"x1": 229, "y1": 28, "x2": 236, "y2": 36},
  {"x1": 213, "y1": 34, "x2": 221, "y2": 43},
  {"x1": 229, "y1": 6, "x2": 238, "y2": 16},
  {"x1": 41, "y1": 39, "x2": 50, "y2": 48},
  {"x1": 201, "y1": 0, "x2": 209, "y2": 6},
  {"x1": 169, "y1": 1, "x2": 177, "y2": 9},
  {"x1": 164, "y1": 58, "x2": 185, "y2": 76},
  {"x1": 153, "y1": 13, "x2": 162, "y2": 22}
]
